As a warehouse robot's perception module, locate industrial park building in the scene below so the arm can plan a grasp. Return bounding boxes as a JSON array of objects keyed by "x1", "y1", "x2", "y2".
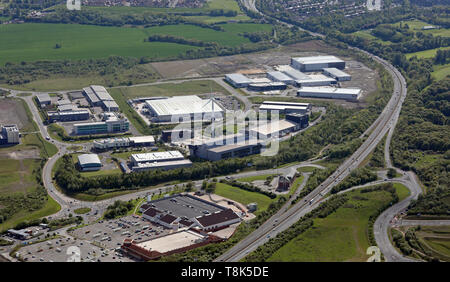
[
  {"x1": 249, "y1": 119, "x2": 299, "y2": 139},
  {"x1": 323, "y1": 68, "x2": 352, "y2": 81},
  {"x1": 286, "y1": 113, "x2": 310, "y2": 129},
  {"x1": 295, "y1": 74, "x2": 337, "y2": 87},
  {"x1": 130, "y1": 150, "x2": 192, "y2": 172},
  {"x1": 247, "y1": 82, "x2": 287, "y2": 92},
  {"x1": 291, "y1": 56, "x2": 346, "y2": 72},
  {"x1": 276, "y1": 65, "x2": 310, "y2": 81},
  {"x1": 267, "y1": 71, "x2": 295, "y2": 85},
  {"x1": 77, "y1": 154, "x2": 102, "y2": 171},
  {"x1": 0, "y1": 124, "x2": 20, "y2": 144},
  {"x1": 297, "y1": 87, "x2": 362, "y2": 101},
  {"x1": 93, "y1": 136, "x2": 155, "y2": 150},
  {"x1": 47, "y1": 109, "x2": 90, "y2": 122},
  {"x1": 225, "y1": 73, "x2": 253, "y2": 88},
  {"x1": 73, "y1": 114, "x2": 129, "y2": 135},
  {"x1": 83, "y1": 85, "x2": 119, "y2": 112},
  {"x1": 145, "y1": 95, "x2": 224, "y2": 123},
  {"x1": 182, "y1": 133, "x2": 262, "y2": 161},
  {"x1": 36, "y1": 93, "x2": 51, "y2": 108},
  {"x1": 259, "y1": 101, "x2": 311, "y2": 114}
]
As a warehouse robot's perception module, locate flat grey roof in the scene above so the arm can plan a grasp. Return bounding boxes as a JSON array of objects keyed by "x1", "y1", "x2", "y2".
[
  {"x1": 148, "y1": 194, "x2": 225, "y2": 220},
  {"x1": 78, "y1": 154, "x2": 101, "y2": 166},
  {"x1": 208, "y1": 142, "x2": 260, "y2": 154},
  {"x1": 225, "y1": 73, "x2": 253, "y2": 84},
  {"x1": 36, "y1": 93, "x2": 51, "y2": 103},
  {"x1": 267, "y1": 71, "x2": 294, "y2": 82},
  {"x1": 323, "y1": 68, "x2": 351, "y2": 77}
]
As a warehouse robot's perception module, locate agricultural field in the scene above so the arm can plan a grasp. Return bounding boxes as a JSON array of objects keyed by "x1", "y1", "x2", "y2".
[
  {"x1": 214, "y1": 183, "x2": 274, "y2": 215},
  {"x1": 267, "y1": 186, "x2": 409, "y2": 262},
  {"x1": 0, "y1": 22, "x2": 271, "y2": 65}
]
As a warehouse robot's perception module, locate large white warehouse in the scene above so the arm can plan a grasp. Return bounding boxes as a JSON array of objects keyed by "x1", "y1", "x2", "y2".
[
  {"x1": 291, "y1": 56, "x2": 346, "y2": 72},
  {"x1": 297, "y1": 87, "x2": 362, "y2": 101},
  {"x1": 145, "y1": 95, "x2": 224, "y2": 123}
]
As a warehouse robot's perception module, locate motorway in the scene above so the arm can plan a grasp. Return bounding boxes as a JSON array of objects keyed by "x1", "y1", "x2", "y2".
[{"x1": 212, "y1": 0, "x2": 425, "y2": 262}]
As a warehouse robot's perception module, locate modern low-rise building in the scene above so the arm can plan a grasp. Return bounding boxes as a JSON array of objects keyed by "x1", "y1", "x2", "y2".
[
  {"x1": 145, "y1": 95, "x2": 224, "y2": 123},
  {"x1": 295, "y1": 74, "x2": 337, "y2": 87},
  {"x1": 249, "y1": 119, "x2": 298, "y2": 139},
  {"x1": 267, "y1": 71, "x2": 295, "y2": 85},
  {"x1": 247, "y1": 82, "x2": 287, "y2": 92},
  {"x1": 83, "y1": 85, "x2": 119, "y2": 112},
  {"x1": 276, "y1": 65, "x2": 310, "y2": 81},
  {"x1": 291, "y1": 55, "x2": 346, "y2": 72},
  {"x1": 297, "y1": 87, "x2": 362, "y2": 101},
  {"x1": 258, "y1": 101, "x2": 311, "y2": 114},
  {"x1": 47, "y1": 110, "x2": 90, "y2": 122},
  {"x1": 323, "y1": 68, "x2": 352, "y2": 81},
  {"x1": 73, "y1": 113, "x2": 129, "y2": 135},
  {"x1": 130, "y1": 150, "x2": 192, "y2": 172},
  {"x1": 225, "y1": 73, "x2": 253, "y2": 88},
  {"x1": 36, "y1": 93, "x2": 51, "y2": 108},
  {"x1": 77, "y1": 154, "x2": 102, "y2": 171},
  {"x1": 0, "y1": 124, "x2": 20, "y2": 144}
]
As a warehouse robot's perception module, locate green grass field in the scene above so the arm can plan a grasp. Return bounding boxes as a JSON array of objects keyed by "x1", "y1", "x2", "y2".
[
  {"x1": 267, "y1": 186, "x2": 407, "y2": 262},
  {"x1": 432, "y1": 63, "x2": 450, "y2": 81},
  {"x1": 214, "y1": 183, "x2": 274, "y2": 215},
  {"x1": 406, "y1": 46, "x2": 450, "y2": 59},
  {"x1": 74, "y1": 207, "x2": 92, "y2": 215},
  {"x1": 0, "y1": 23, "x2": 201, "y2": 65},
  {"x1": 236, "y1": 174, "x2": 277, "y2": 182},
  {"x1": 0, "y1": 22, "x2": 270, "y2": 65},
  {"x1": 0, "y1": 193, "x2": 61, "y2": 232},
  {"x1": 393, "y1": 20, "x2": 450, "y2": 37},
  {"x1": 115, "y1": 79, "x2": 230, "y2": 99}
]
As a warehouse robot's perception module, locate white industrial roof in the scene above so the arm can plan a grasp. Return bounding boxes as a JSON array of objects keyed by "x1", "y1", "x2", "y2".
[
  {"x1": 296, "y1": 77, "x2": 336, "y2": 84},
  {"x1": 132, "y1": 150, "x2": 184, "y2": 163},
  {"x1": 298, "y1": 87, "x2": 361, "y2": 95},
  {"x1": 251, "y1": 77, "x2": 272, "y2": 84},
  {"x1": 145, "y1": 95, "x2": 223, "y2": 117},
  {"x1": 129, "y1": 135, "x2": 155, "y2": 144},
  {"x1": 262, "y1": 101, "x2": 311, "y2": 107},
  {"x1": 250, "y1": 120, "x2": 297, "y2": 136},
  {"x1": 225, "y1": 73, "x2": 252, "y2": 84},
  {"x1": 323, "y1": 68, "x2": 351, "y2": 78},
  {"x1": 90, "y1": 85, "x2": 114, "y2": 101},
  {"x1": 292, "y1": 55, "x2": 344, "y2": 64},
  {"x1": 78, "y1": 154, "x2": 101, "y2": 166},
  {"x1": 259, "y1": 104, "x2": 308, "y2": 112},
  {"x1": 267, "y1": 71, "x2": 294, "y2": 82},
  {"x1": 57, "y1": 104, "x2": 78, "y2": 112},
  {"x1": 276, "y1": 65, "x2": 310, "y2": 80}
]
